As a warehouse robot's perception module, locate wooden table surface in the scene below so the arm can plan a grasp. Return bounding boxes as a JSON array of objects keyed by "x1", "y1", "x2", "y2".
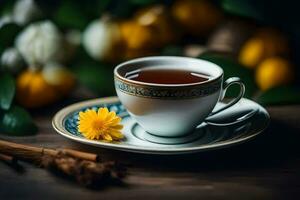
[{"x1": 1, "y1": 94, "x2": 300, "y2": 200}]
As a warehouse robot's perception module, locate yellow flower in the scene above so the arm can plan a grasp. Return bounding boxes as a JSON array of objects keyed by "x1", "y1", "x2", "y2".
[{"x1": 78, "y1": 107, "x2": 124, "y2": 141}]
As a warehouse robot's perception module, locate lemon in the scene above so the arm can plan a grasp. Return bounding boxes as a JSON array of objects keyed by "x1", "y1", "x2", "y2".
[
  {"x1": 239, "y1": 28, "x2": 289, "y2": 69},
  {"x1": 239, "y1": 38, "x2": 265, "y2": 68},
  {"x1": 255, "y1": 57, "x2": 293, "y2": 91},
  {"x1": 120, "y1": 20, "x2": 154, "y2": 50},
  {"x1": 16, "y1": 64, "x2": 75, "y2": 108},
  {"x1": 16, "y1": 69, "x2": 58, "y2": 108},
  {"x1": 42, "y1": 63, "x2": 75, "y2": 95},
  {"x1": 172, "y1": 0, "x2": 222, "y2": 36},
  {"x1": 134, "y1": 5, "x2": 177, "y2": 46},
  {"x1": 120, "y1": 5, "x2": 175, "y2": 51}
]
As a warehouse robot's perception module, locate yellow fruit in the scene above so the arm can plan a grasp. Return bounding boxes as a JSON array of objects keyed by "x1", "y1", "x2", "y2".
[
  {"x1": 134, "y1": 5, "x2": 177, "y2": 45},
  {"x1": 42, "y1": 65, "x2": 75, "y2": 95},
  {"x1": 239, "y1": 38, "x2": 265, "y2": 68},
  {"x1": 172, "y1": 0, "x2": 222, "y2": 36},
  {"x1": 239, "y1": 28, "x2": 289, "y2": 68},
  {"x1": 120, "y1": 5, "x2": 176, "y2": 51},
  {"x1": 255, "y1": 57, "x2": 293, "y2": 90},
  {"x1": 120, "y1": 20, "x2": 154, "y2": 50},
  {"x1": 16, "y1": 69, "x2": 58, "y2": 108},
  {"x1": 16, "y1": 65, "x2": 75, "y2": 108}
]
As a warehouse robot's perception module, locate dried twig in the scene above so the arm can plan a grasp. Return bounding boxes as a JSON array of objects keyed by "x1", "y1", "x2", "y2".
[
  {"x1": 41, "y1": 153, "x2": 125, "y2": 187},
  {"x1": 0, "y1": 139, "x2": 99, "y2": 162},
  {"x1": 0, "y1": 139, "x2": 126, "y2": 188}
]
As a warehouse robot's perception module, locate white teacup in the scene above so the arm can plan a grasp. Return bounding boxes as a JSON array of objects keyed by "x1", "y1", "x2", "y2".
[{"x1": 114, "y1": 56, "x2": 245, "y2": 137}]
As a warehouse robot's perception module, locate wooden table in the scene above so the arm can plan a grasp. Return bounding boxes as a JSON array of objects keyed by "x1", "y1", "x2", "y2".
[{"x1": 1, "y1": 95, "x2": 300, "y2": 199}]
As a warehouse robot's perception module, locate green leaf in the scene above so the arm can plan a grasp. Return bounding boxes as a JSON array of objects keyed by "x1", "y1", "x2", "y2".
[
  {"x1": 0, "y1": 22, "x2": 21, "y2": 48},
  {"x1": 53, "y1": 1, "x2": 89, "y2": 30},
  {"x1": 72, "y1": 61, "x2": 115, "y2": 95},
  {"x1": 0, "y1": 106, "x2": 37, "y2": 136},
  {"x1": 198, "y1": 53, "x2": 257, "y2": 98},
  {"x1": 221, "y1": 0, "x2": 264, "y2": 21},
  {"x1": 256, "y1": 86, "x2": 300, "y2": 105},
  {"x1": 0, "y1": 73, "x2": 15, "y2": 110}
]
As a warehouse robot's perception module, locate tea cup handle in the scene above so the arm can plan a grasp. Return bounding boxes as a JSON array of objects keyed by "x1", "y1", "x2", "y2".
[{"x1": 209, "y1": 77, "x2": 245, "y2": 116}]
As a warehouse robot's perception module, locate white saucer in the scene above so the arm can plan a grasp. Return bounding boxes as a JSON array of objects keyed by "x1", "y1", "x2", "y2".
[{"x1": 52, "y1": 96, "x2": 270, "y2": 155}]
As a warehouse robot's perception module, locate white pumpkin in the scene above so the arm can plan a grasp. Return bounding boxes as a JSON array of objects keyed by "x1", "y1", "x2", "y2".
[
  {"x1": 15, "y1": 20, "x2": 62, "y2": 69},
  {"x1": 82, "y1": 19, "x2": 121, "y2": 60}
]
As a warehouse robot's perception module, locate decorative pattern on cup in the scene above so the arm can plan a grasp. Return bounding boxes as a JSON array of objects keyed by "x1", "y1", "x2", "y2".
[{"x1": 114, "y1": 76, "x2": 222, "y2": 99}]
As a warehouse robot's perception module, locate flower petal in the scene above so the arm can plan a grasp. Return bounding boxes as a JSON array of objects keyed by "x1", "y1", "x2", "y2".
[
  {"x1": 110, "y1": 124, "x2": 123, "y2": 130},
  {"x1": 105, "y1": 111, "x2": 116, "y2": 121},
  {"x1": 109, "y1": 117, "x2": 121, "y2": 125},
  {"x1": 110, "y1": 130, "x2": 124, "y2": 139},
  {"x1": 98, "y1": 107, "x2": 109, "y2": 117},
  {"x1": 102, "y1": 133, "x2": 113, "y2": 141}
]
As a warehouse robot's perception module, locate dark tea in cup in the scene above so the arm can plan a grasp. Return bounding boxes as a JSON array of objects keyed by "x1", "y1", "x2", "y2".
[{"x1": 125, "y1": 68, "x2": 210, "y2": 84}]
